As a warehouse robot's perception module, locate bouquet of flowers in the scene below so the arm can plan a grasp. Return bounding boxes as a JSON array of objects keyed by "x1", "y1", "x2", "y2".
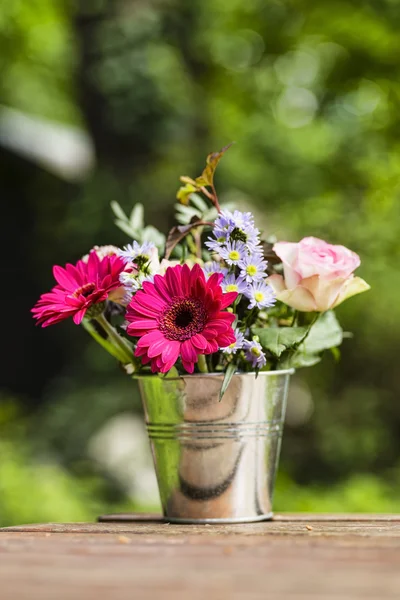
[{"x1": 32, "y1": 146, "x2": 370, "y2": 395}]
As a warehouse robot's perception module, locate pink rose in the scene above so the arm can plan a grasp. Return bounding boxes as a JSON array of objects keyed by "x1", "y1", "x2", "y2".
[{"x1": 268, "y1": 237, "x2": 370, "y2": 312}]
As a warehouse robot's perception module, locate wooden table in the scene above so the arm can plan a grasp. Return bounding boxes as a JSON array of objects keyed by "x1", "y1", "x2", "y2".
[{"x1": 1, "y1": 514, "x2": 400, "y2": 599}]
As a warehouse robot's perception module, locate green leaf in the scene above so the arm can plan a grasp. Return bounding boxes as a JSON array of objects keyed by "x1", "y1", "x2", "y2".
[
  {"x1": 82, "y1": 318, "x2": 128, "y2": 363},
  {"x1": 114, "y1": 219, "x2": 136, "y2": 238},
  {"x1": 175, "y1": 204, "x2": 200, "y2": 224},
  {"x1": 189, "y1": 193, "x2": 208, "y2": 212},
  {"x1": 278, "y1": 312, "x2": 344, "y2": 370},
  {"x1": 195, "y1": 143, "x2": 234, "y2": 188},
  {"x1": 301, "y1": 311, "x2": 343, "y2": 355},
  {"x1": 176, "y1": 183, "x2": 198, "y2": 205},
  {"x1": 129, "y1": 204, "x2": 144, "y2": 230},
  {"x1": 142, "y1": 226, "x2": 166, "y2": 249},
  {"x1": 280, "y1": 352, "x2": 321, "y2": 369},
  {"x1": 220, "y1": 363, "x2": 237, "y2": 401},
  {"x1": 110, "y1": 201, "x2": 128, "y2": 222},
  {"x1": 253, "y1": 326, "x2": 309, "y2": 357}
]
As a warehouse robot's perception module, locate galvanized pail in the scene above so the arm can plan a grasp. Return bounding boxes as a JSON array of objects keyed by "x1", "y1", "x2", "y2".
[{"x1": 137, "y1": 370, "x2": 294, "y2": 524}]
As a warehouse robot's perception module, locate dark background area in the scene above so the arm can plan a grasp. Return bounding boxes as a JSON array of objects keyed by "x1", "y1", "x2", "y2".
[{"x1": 1, "y1": 0, "x2": 400, "y2": 524}]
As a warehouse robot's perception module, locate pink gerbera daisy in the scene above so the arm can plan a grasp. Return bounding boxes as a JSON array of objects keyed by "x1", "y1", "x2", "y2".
[
  {"x1": 32, "y1": 251, "x2": 127, "y2": 327},
  {"x1": 126, "y1": 263, "x2": 238, "y2": 373}
]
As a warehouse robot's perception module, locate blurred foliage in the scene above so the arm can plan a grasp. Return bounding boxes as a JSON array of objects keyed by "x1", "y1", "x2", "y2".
[{"x1": 1, "y1": 0, "x2": 400, "y2": 525}]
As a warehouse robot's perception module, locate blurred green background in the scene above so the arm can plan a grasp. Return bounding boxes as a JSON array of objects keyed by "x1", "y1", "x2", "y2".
[{"x1": 1, "y1": 0, "x2": 400, "y2": 526}]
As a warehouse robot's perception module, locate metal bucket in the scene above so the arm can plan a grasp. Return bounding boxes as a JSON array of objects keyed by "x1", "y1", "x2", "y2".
[{"x1": 137, "y1": 370, "x2": 294, "y2": 524}]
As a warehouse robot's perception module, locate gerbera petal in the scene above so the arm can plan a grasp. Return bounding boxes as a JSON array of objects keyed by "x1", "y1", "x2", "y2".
[
  {"x1": 207, "y1": 272, "x2": 224, "y2": 289},
  {"x1": 220, "y1": 291, "x2": 238, "y2": 309},
  {"x1": 137, "y1": 330, "x2": 165, "y2": 348},
  {"x1": 52, "y1": 266, "x2": 77, "y2": 292},
  {"x1": 189, "y1": 263, "x2": 205, "y2": 290},
  {"x1": 182, "y1": 360, "x2": 195, "y2": 374},
  {"x1": 126, "y1": 320, "x2": 158, "y2": 336},
  {"x1": 181, "y1": 339, "x2": 198, "y2": 363},
  {"x1": 165, "y1": 265, "x2": 183, "y2": 297},
  {"x1": 72, "y1": 308, "x2": 87, "y2": 325},
  {"x1": 204, "y1": 340, "x2": 219, "y2": 353},
  {"x1": 162, "y1": 341, "x2": 180, "y2": 364},
  {"x1": 191, "y1": 333, "x2": 207, "y2": 350},
  {"x1": 153, "y1": 274, "x2": 173, "y2": 302},
  {"x1": 135, "y1": 291, "x2": 166, "y2": 312},
  {"x1": 180, "y1": 264, "x2": 191, "y2": 296},
  {"x1": 202, "y1": 328, "x2": 218, "y2": 340},
  {"x1": 147, "y1": 337, "x2": 168, "y2": 358},
  {"x1": 87, "y1": 251, "x2": 101, "y2": 282},
  {"x1": 207, "y1": 320, "x2": 231, "y2": 333}
]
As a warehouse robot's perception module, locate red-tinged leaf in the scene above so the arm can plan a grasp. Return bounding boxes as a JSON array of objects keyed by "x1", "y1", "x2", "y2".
[
  {"x1": 164, "y1": 218, "x2": 207, "y2": 259},
  {"x1": 195, "y1": 143, "x2": 234, "y2": 188}
]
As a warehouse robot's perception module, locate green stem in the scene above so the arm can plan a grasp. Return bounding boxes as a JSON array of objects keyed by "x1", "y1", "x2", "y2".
[
  {"x1": 94, "y1": 313, "x2": 136, "y2": 368},
  {"x1": 197, "y1": 354, "x2": 209, "y2": 373}
]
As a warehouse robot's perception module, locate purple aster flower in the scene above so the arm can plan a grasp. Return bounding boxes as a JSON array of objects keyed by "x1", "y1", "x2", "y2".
[
  {"x1": 243, "y1": 339, "x2": 267, "y2": 369},
  {"x1": 221, "y1": 329, "x2": 245, "y2": 354},
  {"x1": 219, "y1": 240, "x2": 248, "y2": 266},
  {"x1": 203, "y1": 261, "x2": 229, "y2": 278},
  {"x1": 245, "y1": 281, "x2": 276, "y2": 309},
  {"x1": 239, "y1": 253, "x2": 268, "y2": 282},
  {"x1": 213, "y1": 209, "x2": 261, "y2": 252},
  {"x1": 213, "y1": 210, "x2": 237, "y2": 234},
  {"x1": 221, "y1": 273, "x2": 248, "y2": 294},
  {"x1": 205, "y1": 234, "x2": 229, "y2": 252}
]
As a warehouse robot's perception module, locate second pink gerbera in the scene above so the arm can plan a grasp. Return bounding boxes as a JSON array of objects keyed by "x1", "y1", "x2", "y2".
[
  {"x1": 126, "y1": 264, "x2": 237, "y2": 373},
  {"x1": 32, "y1": 251, "x2": 127, "y2": 327}
]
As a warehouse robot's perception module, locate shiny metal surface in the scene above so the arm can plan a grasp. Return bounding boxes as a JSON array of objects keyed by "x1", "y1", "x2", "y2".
[{"x1": 137, "y1": 370, "x2": 294, "y2": 524}]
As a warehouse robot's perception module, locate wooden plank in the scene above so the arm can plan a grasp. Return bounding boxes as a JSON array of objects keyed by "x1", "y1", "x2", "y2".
[
  {"x1": 1, "y1": 516, "x2": 400, "y2": 600},
  {"x1": 97, "y1": 512, "x2": 400, "y2": 523}
]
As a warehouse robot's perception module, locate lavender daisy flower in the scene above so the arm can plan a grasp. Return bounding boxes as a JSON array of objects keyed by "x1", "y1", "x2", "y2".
[
  {"x1": 214, "y1": 209, "x2": 261, "y2": 252},
  {"x1": 221, "y1": 273, "x2": 248, "y2": 294},
  {"x1": 245, "y1": 281, "x2": 276, "y2": 309},
  {"x1": 239, "y1": 253, "x2": 268, "y2": 283},
  {"x1": 205, "y1": 234, "x2": 229, "y2": 252},
  {"x1": 203, "y1": 261, "x2": 229, "y2": 278},
  {"x1": 118, "y1": 241, "x2": 155, "y2": 265},
  {"x1": 221, "y1": 330, "x2": 245, "y2": 354},
  {"x1": 219, "y1": 240, "x2": 248, "y2": 266},
  {"x1": 213, "y1": 210, "x2": 237, "y2": 234},
  {"x1": 243, "y1": 339, "x2": 267, "y2": 369}
]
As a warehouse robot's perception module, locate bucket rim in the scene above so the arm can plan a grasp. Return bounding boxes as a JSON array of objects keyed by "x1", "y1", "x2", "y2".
[{"x1": 133, "y1": 368, "x2": 295, "y2": 380}]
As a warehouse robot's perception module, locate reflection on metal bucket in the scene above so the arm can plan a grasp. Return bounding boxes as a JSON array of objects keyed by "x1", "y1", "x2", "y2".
[{"x1": 137, "y1": 370, "x2": 293, "y2": 524}]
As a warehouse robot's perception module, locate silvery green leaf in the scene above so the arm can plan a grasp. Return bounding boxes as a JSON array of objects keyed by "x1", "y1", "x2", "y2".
[
  {"x1": 111, "y1": 201, "x2": 128, "y2": 222},
  {"x1": 142, "y1": 225, "x2": 165, "y2": 248},
  {"x1": 190, "y1": 193, "x2": 208, "y2": 212},
  {"x1": 129, "y1": 204, "x2": 144, "y2": 230},
  {"x1": 114, "y1": 219, "x2": 136, "y2": 238}
]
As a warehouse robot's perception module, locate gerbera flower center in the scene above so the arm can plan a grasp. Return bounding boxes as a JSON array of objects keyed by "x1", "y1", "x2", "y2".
[
  {"x1": 73, "y1": 282, "x2": 96, "y2": 298},
  {"x1": 159, "y1": 296, "x2": 208, "y2": 341}
]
